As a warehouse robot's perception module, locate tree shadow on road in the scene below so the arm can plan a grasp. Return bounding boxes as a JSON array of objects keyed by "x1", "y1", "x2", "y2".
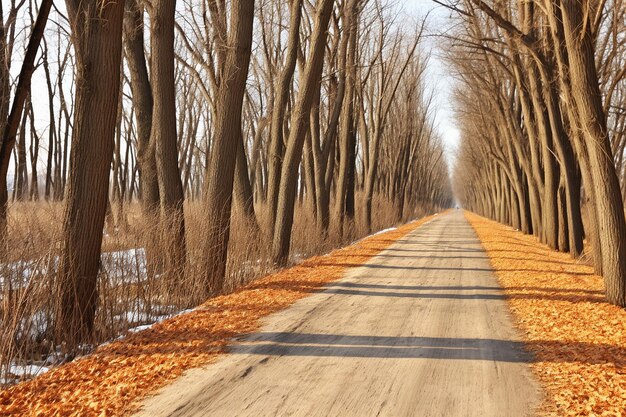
[
  {"x1": 227, "y1": 331, "x2": 626, "y2": 366},
  {"x1": 316, "y1": 282, "x2": 606, "y2": 304}
]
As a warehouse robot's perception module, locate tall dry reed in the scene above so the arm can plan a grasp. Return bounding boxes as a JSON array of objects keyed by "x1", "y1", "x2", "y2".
[{"x1": 0, "y1": 194, "x2": 438, "y2": 385}]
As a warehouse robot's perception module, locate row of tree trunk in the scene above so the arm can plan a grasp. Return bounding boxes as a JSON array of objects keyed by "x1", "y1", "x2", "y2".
[
  {"x1": 0, "y1": 0, "x2": 453, "y2": 349},
  {"x1": 450, "y1": 0, "x2": 626, "y2": 307}
]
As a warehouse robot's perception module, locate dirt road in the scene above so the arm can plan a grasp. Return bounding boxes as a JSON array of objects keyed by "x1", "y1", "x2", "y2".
[{"x1": 135, "y1": 211, "x2": 541, "y2": 417}]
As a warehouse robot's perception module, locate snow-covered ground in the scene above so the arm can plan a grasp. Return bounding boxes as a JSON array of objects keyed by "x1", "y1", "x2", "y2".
[
  {"x1": 2, "y1": 302, "x2": 197, "y2": 386},
  {"x1": 0, "y1": 248, "x2": 153, "y2": 385},
  {"x1": 111, "y1": 299, "x2": 182, "y2": 329},
  {"x1": 370, "y1": 226, "x2": 399, "y2": 236},
  {"x1": 1, "y1": 363, "x2": 49, "y2": 385},
  {"x1": 0, "y1": 247, "x2": 148, "y2": 290}
]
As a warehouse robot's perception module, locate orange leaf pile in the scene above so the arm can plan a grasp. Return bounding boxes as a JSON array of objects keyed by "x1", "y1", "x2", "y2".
[
  {"x1": 466, "y1": 212, "x2": 626, "y2": 417},
  {"x1": 0, "y1": 214, "x2": 438, "y2": 417}
]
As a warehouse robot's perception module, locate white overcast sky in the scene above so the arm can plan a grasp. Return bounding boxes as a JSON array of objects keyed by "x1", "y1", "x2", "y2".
[{"x1": 400, "y1": 0, "x2": 460, "y2": 166}]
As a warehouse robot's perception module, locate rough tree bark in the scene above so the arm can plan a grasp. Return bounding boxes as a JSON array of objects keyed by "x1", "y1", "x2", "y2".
[
  {"x1": 265, "y1": 0, "x2": 303, "y2": 236},
  {"x1": 272, "y1": 0, "x2": 335, "y2": 265},
  {"x1": 55, "y1": 0, "x2": 124, "y2": 347},
  {"x1": 124, "y1": 0, "x2": 159, "y2": 212},
  {"x1": 234, "y1": 127, "x2": 260, "y2": 229},
  {"x1": 561, "y1": 0, "x2": 626, "y2": 306},
  {"x1": 150, "y1": 0, "x2": 187, "y2": 284},
  {"x1": 202, "y1": 0, "x2": 255, "y2": 295},
  {"x1": 334, "y1": 0, "x2": 359, "y2": 237}
]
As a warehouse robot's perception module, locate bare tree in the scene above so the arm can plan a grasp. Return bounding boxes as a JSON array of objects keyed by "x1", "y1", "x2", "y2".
[
  {"x1": 272, "y1": 0, "x2": 335, "y2": 265},
  {"x1": 124, "y1": 0, "x2": 159, "y2": 212},
  {"x1": 265, "y1": 0, "x2": 304, "y2": 235},
  {"x1": 0, "y1": 0, "x2": 52, "y2": 245},
  {"x1": 55, "y1": 0, "x2": 125, "y2": 347},
  {"x1": 202, "y1": 0, "x2": 256, "y2": 295},
  {"x1": 150, "y1": 0, "x2": 188, "y2": 283},
  {"x1": 449, "y1": 0, "x2": 626, "y2": 306}
]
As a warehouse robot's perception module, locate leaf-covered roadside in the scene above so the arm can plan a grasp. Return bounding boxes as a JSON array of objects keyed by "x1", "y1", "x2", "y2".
[
  {"x1": 466, "y1": 212, "x2": 626, "y2": 417},
  {"x1": 0, "y1": 214, "x2": 437, "y2": 417}
]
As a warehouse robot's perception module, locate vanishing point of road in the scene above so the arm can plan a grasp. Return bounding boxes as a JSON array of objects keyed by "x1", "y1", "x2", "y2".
[{"x1": 135, "y1": 211, "x2": 541, "y2": 417}]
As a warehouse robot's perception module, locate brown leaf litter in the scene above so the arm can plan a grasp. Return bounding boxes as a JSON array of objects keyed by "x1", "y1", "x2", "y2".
[
  {"x1": 0, "y1": 214, "x2": 438, "y2": 417},
  {"x1": 466, "y1": 212, "x2": 626, "y2": 417}
]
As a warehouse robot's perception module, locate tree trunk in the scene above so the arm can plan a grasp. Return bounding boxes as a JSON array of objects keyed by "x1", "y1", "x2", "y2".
[
  {"x1": 234, "y1": 128, "x2": 259, "y2": 228},
  {"x1": 561, "y1": 0, "x2": 626, "y2": 306},
  {"x1": 43, "y1": 40, "x2": 56, "y2": 201},
  {"x1": 150, "y1": 0, "x2": 187, "y2": 285},
  {"x1": 202, "y1": 0, "x2": 255, "y2": 296},
  {"x1": 55, "y1": 0, "x2": 124, "y2": 347},
  {"x1": 124, "y1": 0, "x2": 159, "y2": 212},
  {"x1": 0, "y1": 0, "x2": 52, "y2": 246},
  {"x1": 15, "y1": 100, "x2": 29, "y2": 201},
  {"x1": 311, "y1": 91, "x2": 331, "y2": 236},
  {"x1": 265, "y1": 0, "x2": 303, "y2": 236},
  {"x1": 334, "y1": 0, "x2": 358, "y2": 238},
  {"x1": 272, "y1": 0, "x2": 335, "y2": 265},
  {"x1": 28, "y1": 100, "x2": 39, "y2": 200}
]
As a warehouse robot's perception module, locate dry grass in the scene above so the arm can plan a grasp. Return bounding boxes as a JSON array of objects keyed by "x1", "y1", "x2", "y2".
[
  {"x1": 466, "y1": 212, "x2": 626, "y2": 417},
  {"x1": 0, "y1": 213, "x2": 437, "y2": 416},
  {"x1": 0, "y1": 195, "x2": 433, "y2": 385}
]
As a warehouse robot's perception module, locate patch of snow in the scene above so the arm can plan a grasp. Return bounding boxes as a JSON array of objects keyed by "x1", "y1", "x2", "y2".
[
  {"x1": 1, "y1": 247, "x2": 148, "y2": 291},
  {"x1": 369, "y1": 226, "x2": 398, "y2": 237},
  {"x1": 119, "y1": 308, "x2": 196, "y2": 337},
  {"x1": 128, "y1": 324, "x2": 153, "y2": 333},
  {"x1": 0, "y1": 256, "x2": 54, "y2": 289},
  {"x1": 10, "y1": 364, "x2": 49, "y2": 377},
  {"x1": 44, "y1": 351, "x2": 66, "y2": 366},
  {"x1": 350, "y1": 226, "x2": 399, "y2": 245},
  {"x1": 16, "y1": 309, "x2": 51, "y2": 340},
  {"x1": 111, "y1": 299, "x2": 186, "y2": 338},
  {"x1": 290, "y1": 252, "x2": 307, "y2": 262},
  {"x1": 1, "y1": 363, "x2": 50, "y2": 385}
]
